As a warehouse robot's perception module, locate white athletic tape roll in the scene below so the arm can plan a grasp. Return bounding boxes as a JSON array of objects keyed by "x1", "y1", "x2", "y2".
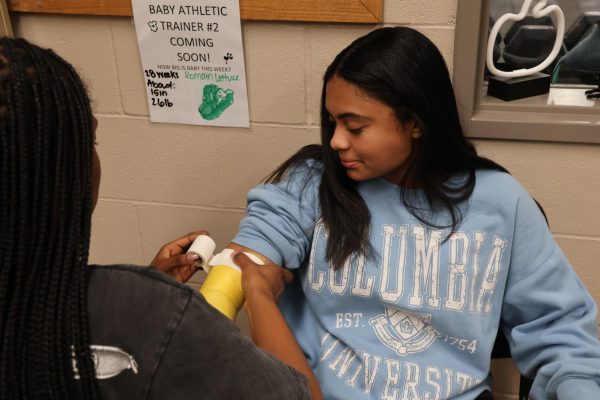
[{"x1": 186, "y1": 235, "x2": 216, "y2": 270}]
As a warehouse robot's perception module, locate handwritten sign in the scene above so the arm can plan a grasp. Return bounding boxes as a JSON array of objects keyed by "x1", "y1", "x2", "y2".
[{"x1": 131, "y1": 1, "x2": 249, "y2": 128}]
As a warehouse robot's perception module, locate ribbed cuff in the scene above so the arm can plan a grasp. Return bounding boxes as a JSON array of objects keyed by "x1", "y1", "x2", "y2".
[{"x1": 555, "y1": 378, "x2": 600, "y2": 399}]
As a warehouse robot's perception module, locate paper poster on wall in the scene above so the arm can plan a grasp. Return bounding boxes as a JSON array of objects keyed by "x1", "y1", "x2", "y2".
[{"x1": 131, "y1": 1, "x2": 249, "y2": 128}]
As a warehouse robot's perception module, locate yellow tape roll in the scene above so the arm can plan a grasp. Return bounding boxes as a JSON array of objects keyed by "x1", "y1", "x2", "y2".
[{"x1": 199, "y1": 265, "x2": 244, "y2": 320}]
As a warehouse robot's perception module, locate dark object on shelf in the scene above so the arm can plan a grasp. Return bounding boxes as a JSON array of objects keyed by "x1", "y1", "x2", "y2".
[
  {"x1": 503, "y1": 25, "x2": 558, "y2": 69},
  {"x1": 502, "y1": 15, "x2": 553, "y2": 47},
  {"x1": 488, "y1": 73, "x2": 551, "y2": 101},
  {"x1": 564, "y1": 12, "x2": 600, "y2": 51},
  {"x1": 586, "y1": 74, "x2": 600, "y2": 99},
  {"x1": 553, "y1": 22, "x2": 600, "y2": 99},
  {"x1": 500, "y1": 15, "x2": 560, "y2": 72}
]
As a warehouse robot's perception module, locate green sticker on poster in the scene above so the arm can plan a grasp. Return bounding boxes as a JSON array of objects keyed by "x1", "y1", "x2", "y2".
[{"x1": 198, "y1": 84, "x2": 234, "y2": 120}]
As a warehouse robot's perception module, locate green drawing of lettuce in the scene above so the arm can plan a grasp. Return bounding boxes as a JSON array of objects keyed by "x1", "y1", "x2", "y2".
[{"x1": 198, "y1": 84, "x2": 234, "y2": 120}]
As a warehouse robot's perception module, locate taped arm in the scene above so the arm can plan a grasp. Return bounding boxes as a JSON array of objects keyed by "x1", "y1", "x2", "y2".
[
  {"x1": 232, "y1": 160, "x2": 321, "y2": 268},
  {"x1": 229, "y1": 250, "x2": 324, "y2": 400},
  {"x1": 224, "y1": 162, "x2": 323, "y2": 399}
]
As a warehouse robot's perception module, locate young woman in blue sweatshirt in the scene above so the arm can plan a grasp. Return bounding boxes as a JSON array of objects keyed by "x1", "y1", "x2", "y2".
[{"x1": 229, "y1": 27, "x2": 600, "y2": 399}]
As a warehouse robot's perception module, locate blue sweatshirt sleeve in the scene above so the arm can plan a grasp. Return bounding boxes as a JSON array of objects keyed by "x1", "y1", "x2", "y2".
[
  {"x1": 232, "y1": 160, "x2": 322, "y2": 268},
  {"x1": 500, "y1": 188, "x2": 600, "y2": 399}
]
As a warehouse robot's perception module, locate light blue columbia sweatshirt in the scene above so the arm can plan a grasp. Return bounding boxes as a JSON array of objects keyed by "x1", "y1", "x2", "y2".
[{"x1": 233, "y1": 160, "x2": 600, "y2": 399}]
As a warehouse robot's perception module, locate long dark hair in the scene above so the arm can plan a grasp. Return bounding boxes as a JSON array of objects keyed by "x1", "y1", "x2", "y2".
[
  {"x1": 0, "y1": 38, "x2": 99, "y2": 398},
  {"x1": 267, "y1": 27, "x2": 507, "y2": 268}
]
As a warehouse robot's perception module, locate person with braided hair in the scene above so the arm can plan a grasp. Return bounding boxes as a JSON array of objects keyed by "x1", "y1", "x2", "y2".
[{"x1": 0, "y1": 37, "x2": 311, "y2": 399}]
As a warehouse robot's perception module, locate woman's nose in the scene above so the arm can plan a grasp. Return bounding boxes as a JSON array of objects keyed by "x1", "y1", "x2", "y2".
[{"x1": 330, "y1": 126, "x2": 349, "y2": 151}]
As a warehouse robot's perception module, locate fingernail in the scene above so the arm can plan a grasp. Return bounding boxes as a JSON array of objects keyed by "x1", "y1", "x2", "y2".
[
  {"x1": 231, "y1": 251, "x2": 239, "y2": 261},
  {"x1": 187, "y1": 253, "x2": 199, "y2": 262}
]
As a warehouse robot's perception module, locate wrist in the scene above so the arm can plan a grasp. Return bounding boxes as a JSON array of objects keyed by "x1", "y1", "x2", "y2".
[{"x1": 245, "y1": 288, "x2": 277, "y2": 305}]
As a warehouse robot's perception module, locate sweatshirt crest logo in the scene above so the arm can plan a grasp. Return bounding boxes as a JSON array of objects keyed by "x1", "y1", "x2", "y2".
[{"x1": 369, "y1": 307, "x2": 440, "y2": 356}]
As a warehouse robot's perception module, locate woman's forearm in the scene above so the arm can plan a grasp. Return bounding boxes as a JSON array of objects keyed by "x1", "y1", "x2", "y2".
[
  {"x1": 227, "y1": 243, "x2": 323, "y2": 399},
  {"x1": 245, "y1": 292, "x2": 323, "y2": 400}
]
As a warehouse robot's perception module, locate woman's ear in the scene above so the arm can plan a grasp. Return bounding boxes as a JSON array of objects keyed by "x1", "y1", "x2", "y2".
[
  {"x1": 407, "y1": 120, "x2": 422, "y2": 139},
  {"x1": 399, "y1": 117, "x2": 422, "y2": 139},
  {"x1": 411, "y1": 126, "x2": 422, "y2": 139}
]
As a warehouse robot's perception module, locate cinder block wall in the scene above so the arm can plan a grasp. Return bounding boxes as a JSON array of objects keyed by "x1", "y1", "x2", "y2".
[{"x1": 12, "y1": 1, "x2": 599, "y2": 398}]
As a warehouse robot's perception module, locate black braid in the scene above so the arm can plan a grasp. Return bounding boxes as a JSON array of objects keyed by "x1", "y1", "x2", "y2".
[{"x1": 0, "y1": 37, "x2": 100, "y2": 399}]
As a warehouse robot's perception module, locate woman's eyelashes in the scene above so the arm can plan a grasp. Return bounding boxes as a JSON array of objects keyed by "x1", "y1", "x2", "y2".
[
  {"x1": 328, "y1": 114, "x2": 365, "y2": 134},
  {"x1": 348, "y1": 127, "x2": 364, "y2": 135}
]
